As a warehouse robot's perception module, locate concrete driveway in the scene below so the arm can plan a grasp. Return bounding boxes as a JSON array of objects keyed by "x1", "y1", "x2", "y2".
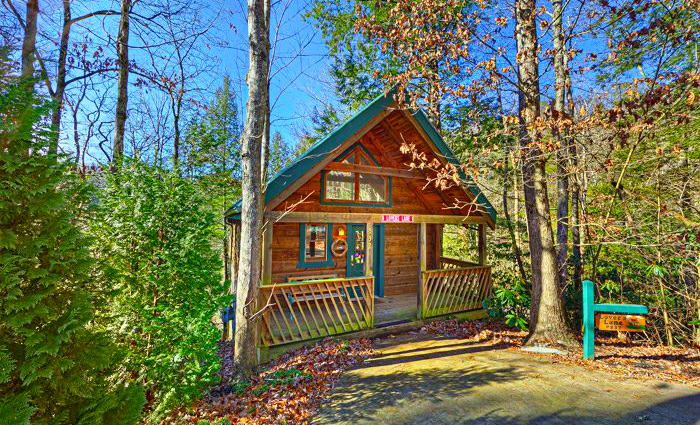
[{"x1": 314, "y1": 334, "x2": 700, "y2": 424}]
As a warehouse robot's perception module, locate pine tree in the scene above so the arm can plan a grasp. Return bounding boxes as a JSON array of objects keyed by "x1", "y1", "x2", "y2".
[
  {"x1": 269, "y1": 131, "x2": 293, "y2": 175},
  {"x1": 0, "y1": 76, "x2": 144, "y2": 423},
  {"x1": 92, "y1": 161, "x2": 229, "y2": 421}
]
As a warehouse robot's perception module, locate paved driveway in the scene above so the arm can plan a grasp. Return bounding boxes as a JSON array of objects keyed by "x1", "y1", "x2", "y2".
[{"x1": 314, "y1": 334, "x2": 700, "y2": 424}]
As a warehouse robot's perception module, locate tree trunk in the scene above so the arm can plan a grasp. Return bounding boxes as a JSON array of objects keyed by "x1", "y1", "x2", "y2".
[
  {"x1": 234, "y1": 0, "x2": 270, "y2": 377},
  {"x1": 498, "y1": 88, "x2": 527, "y2": 282},
  {"x1": 552, "y1": 0, "x2": 568, "y2": 289},
  {"x1": 515, "y1": 0, "x2": 577, "y2": 347},
  {"x1": 113, "y1": 0, "x2": 131, "y2": 166},
  {"x1": 48, "y1": 0, "x2": 72, "y2": 154},
  {"x1": 564, "y1": 48, "x2": 582, "y2": 293},
  {"x1": 21, "y1": 0, "x2": 38, "y2": 82}
]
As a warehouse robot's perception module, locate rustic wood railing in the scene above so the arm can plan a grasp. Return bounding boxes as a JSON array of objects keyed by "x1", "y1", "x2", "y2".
[
  {"x1": 421, "y1": 266, "x2": 492, "y2": 318},
  {"x1": 257, "y1": 276, "x2": 374, "y2": 347},
  {"x1": 439, "y1": 256, "x2": 479, "y2": 269}
]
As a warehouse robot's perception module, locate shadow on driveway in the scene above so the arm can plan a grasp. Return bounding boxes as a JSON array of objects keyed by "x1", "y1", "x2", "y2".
[{"x1": 314, "y1": 335, "x2": 700, "y2": 424}]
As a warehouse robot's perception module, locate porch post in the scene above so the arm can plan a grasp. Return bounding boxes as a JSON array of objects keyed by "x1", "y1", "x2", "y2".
[
  {"x1": 365, "y1": 223, "x2": 373, "y2": 277},
  {"x1": 230, "y1": 222, "x2": 239, "y2": 294},
  {"x1": 262, "y1": 220, "x2": 273, "y2": 286},
  {"x1": 417, "y1": 223, "x2": 427, "y2": 318},
  {"x1": 478, "y1": 223, "x2": 487, "y2": 266}
]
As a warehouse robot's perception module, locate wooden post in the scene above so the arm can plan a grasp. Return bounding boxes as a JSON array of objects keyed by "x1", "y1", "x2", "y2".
[
  {"x1": 417, "y1": 223, "x2": 427, "y2": 318},
  {"x1": 365, "y1": 223, "x2": 373, "y2": 277},
  {"x1": 226, "y1": 222, "x2": 240, "y2": 341},
  {"x1": 230, "y1": 223, "x2": 239, "y2": 294},
  {"x1": 262, "y1": 220, "x2": 273, "y2": 286},
  {"x1": 437, "y1": 224, "x2": 443, "y2": 264},
  {"x1": 478, "y1": 223, "x2": 487, "y2": 266}
]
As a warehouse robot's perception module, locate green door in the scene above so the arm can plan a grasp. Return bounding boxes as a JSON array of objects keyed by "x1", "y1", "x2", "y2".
[
  {"x1": 346, "y1": 223, "x2": 384, "y2": 297},
  {"x1": 346, "y1": 224, "x2": 366, "y2": 278}
]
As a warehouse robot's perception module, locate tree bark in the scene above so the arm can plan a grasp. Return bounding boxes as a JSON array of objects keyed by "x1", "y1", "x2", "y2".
[
  {"x1": 113, "y1": 0, "x2": 131, "y2": 166},
  {"x1": 234, "y1": 0, "x2": 270, "y2": 377},
  {"x1": 515, "y1": 0, "x2": 577, "y2": 347},
  {"x1": 552, "y1": 0, "x2": 568, "y2": 289},
  {"x1": 20, "y1": 0, "x2": 38, "y2": 82},
  {"x1": 498, "y1": 87, "x2": 527, "y2": 282},
  {"x1": 48, "y1": 0, "x2": 72, "y2": 154},
  {"x1": 564, "y1": 47, "x2": 582, "y2": 293}
]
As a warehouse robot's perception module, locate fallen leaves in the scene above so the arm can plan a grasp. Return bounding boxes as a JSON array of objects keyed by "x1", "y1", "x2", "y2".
[
  {"x1": 165, "y1": 338, "x2": 378, "y2": 424},
  {"x1": 421, "y1": 319, "x2": 700, "y2": 388}
]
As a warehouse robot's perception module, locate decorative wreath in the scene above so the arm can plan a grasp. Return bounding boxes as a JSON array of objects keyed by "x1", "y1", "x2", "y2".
[{"x1": 331, "y1": 238, "x2": 348, "y2": 257}]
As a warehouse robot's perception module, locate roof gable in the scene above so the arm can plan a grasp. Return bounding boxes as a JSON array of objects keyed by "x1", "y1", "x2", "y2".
[{"x1": 226, "y1": 89, "x2": 497, "y2": 225}]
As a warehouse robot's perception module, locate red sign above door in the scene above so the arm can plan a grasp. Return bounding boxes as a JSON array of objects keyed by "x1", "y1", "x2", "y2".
[{"x1": 382, "y1": 214, "x2": 414, "y2": 223}]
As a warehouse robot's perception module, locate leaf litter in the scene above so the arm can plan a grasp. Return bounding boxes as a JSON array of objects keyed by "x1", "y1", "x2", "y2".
[{"x1": 167, "y1": 319, "x2": 699, "y2": 423}]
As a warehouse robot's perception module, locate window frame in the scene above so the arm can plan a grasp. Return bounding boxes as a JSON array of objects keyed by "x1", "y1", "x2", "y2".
[
  {"x1": 297, "y1": 223, "x2": 334, "y2": 268},
  {"x1": 321, "y1": 142, "x2": 392, "y2": 207}
]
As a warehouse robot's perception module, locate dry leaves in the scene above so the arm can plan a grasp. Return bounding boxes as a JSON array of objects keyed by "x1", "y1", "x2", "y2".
[{"x1": 165, "y1": 339, "x2": 377, "y2": 424}]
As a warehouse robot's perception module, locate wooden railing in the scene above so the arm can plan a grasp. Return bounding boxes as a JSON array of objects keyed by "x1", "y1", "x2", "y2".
[
  {"x1": 257, "y1": 277, "x2": 374, "y2": 347},
  {"x1": 439, "y1": 256, "x2": 479, "y2": 269},
  {"x1": 421, "y1": 266, "x2": 492, "y2": 318}
]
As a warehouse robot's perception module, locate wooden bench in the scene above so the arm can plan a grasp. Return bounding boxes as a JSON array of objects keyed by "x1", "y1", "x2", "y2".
[{"x1": 285, "y1": 274, "x2": 340, "y2": 305}]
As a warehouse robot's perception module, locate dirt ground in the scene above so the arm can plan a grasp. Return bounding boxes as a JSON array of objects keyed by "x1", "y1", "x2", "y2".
[{"x1": 313, "y1": 334, "x2": 700, "y2": 424}]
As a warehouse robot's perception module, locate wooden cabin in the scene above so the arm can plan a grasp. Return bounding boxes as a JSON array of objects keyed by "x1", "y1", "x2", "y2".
[{"x1": 225, "y1": 89, "x2": 497, "y2": 358}]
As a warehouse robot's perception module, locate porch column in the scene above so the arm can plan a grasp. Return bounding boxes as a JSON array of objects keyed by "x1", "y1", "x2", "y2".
[
  {"x1": 478, "y1": 223, "x2": 487, "y2": 266},
  {"x1": 417, "y1": 223, "x2": 427, "y2": 318},
  {"x1": 230, "y1": 222, "x2": 239, "y2": 294},
  {"x1": 365, "y1": 223, "x2": 373, "y2": 277},
  {"x1": 262, "y1": 220, "x2": 273, "y2": 286}
]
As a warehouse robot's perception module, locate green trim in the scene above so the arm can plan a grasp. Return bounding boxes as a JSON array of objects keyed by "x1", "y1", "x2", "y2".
[
  {"x1": 373, "y1": 223, "x2": 385, "y2": 297},
  {"x1": 335, "y1": 141, "x2": 381, "y2": 165},
  {"x1": 225, "y1": 90, "x2": 497, "y2": 225},
  {"x1": 297, "y1": 223, "x2": 334, "y2": 268},
  {"x1": 320, "y1": 171, "x2": 392, "y2": 208},
  {"x1": 320, "y1": 141, "x2": 392, "y2": 207}
]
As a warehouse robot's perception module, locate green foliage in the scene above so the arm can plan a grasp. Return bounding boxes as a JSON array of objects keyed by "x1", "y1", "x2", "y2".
[
  {"x1": 0, "y1": 81, "x2": 144, "y2": 423},
  {"x1": 484, "y1": 276, "x2": 531, "y2": 331},
  {"x1": 269, "y1": 131, "x2": 294, "y2": 176},
  {"x1": 91, "y1": 161, "x2": 230, "y2": 421}
]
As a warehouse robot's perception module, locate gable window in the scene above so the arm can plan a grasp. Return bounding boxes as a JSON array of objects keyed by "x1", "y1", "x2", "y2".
[
  {"x1": 298, "y1": 223, "x2": 333, "y2": 268},
  {"x1": 323, "y1": 144, "x2": 390, "y2": 206}
]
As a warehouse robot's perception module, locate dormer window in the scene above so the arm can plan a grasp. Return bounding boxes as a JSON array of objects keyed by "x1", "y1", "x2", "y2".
[{"x1": 322, "y1": 144, "x2": 390, "y2": 206}]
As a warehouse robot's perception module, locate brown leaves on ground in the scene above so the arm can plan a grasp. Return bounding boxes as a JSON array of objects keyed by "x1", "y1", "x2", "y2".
[
  {"x1": 167, "y1": 338, "x2": 378, "y2": 424},
  {"x1": 418, "y1": 318, "x2": 527, "y2": 348},
  {"x1": 545, "y1": 337, "x2": 700, "y2": 387},
  {"x1": 167, "y1": 320, "x2": 699, "y2": 424},
  {"x1": 420, "y1": 319, "x2": 700, "y2": 388}
]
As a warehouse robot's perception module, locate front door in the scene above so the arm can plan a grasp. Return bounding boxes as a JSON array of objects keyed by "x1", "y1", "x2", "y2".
[
  {"x1": 346, "y1": 224, "x2": 366, "y2": 278},
  {"x1": 346, "y1": 223, "x2": 385, "y2": 297}
]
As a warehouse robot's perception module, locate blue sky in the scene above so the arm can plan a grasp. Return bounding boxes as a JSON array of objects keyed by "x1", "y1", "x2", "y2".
[{"x1": 211, "y1": 0, "x2": 337, "y2": 145}]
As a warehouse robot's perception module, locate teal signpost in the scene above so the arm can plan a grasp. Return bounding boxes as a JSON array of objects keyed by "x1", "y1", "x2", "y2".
[{"x1": 583, "y1": 279, "x2": 648, "y2": 360}]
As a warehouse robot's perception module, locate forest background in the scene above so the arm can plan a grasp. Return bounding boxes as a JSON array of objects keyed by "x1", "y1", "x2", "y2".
[{"x1": 1, "y1": 0, "x2": 699, "y2": 423}]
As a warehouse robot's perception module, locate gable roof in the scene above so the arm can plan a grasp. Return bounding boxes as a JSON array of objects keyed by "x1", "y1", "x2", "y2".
[{"x1": 225, "y1": 89, "x2": 497, "y2": 225}]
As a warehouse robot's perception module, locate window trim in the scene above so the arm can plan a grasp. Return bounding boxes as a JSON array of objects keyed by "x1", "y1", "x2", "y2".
[
  {"x1": 298, "y1": 223, "x2": 334, "y2": 268},
  {"x1": 320, "y1": 142, "x2": 392, "y2": 207}
]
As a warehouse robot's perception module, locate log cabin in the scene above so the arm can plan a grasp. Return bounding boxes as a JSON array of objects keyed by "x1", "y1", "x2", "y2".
[{"x1": 225, "y1": 89, "x2": 497, "y2": 360}]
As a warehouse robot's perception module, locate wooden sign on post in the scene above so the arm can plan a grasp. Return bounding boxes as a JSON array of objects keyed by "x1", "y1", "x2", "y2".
[
  {"x1": 595, "y1": 314, "x2": 646, "y2": 332},
  {"x1": 583, "y1": 280, "x2": 648, "y2": 360}
]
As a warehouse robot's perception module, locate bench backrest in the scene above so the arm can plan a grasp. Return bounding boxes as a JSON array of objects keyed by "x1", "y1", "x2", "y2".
[{"x1": 286, "y1": 273, "x2": 338, "y2": 283}]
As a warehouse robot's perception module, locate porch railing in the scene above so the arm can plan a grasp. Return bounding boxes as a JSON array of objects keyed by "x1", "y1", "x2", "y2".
[
  {"x1": 438, "y1": 256, "x2": 479, "y2": 269},
  {"x1": 257, "y1": 276, "x2": 374, "y2": 347},
  {"x1": 421, "y1": 265, "x2": 492, "y2": 318}
]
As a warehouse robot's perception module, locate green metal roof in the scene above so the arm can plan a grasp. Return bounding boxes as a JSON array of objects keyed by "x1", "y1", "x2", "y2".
[{"x1": 225, "y1": 88, "x2": 497, "y2": 224}]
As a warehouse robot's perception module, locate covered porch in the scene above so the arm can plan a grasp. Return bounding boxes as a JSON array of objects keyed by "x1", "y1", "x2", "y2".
[{"x1": 252, "y1": 211, "x2": 492, "y2": 349}]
